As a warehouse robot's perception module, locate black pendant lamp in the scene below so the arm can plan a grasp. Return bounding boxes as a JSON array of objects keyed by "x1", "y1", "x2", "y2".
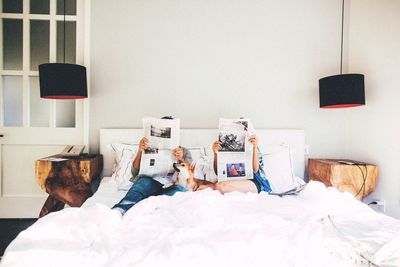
[
  {"x1": 39, "y1": 0, "x2": 87, "y2": 99},
  {"x1": 319, "y1": 0, "x2": 365, "y2": 108}
]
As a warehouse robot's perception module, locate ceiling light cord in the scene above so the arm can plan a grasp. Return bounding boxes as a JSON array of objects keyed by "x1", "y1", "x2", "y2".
[
  {"x1": 63, "y1": 0, "x2": 66, "y2": 64},
  {"x1": 340, "y1": 0, "x2": 344, "y2": 75}
]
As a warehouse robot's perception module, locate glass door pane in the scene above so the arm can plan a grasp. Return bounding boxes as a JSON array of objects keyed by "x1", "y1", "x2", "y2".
[
  {"x1": 30, "y1": 20, "x2": 50, "y2": 71},
  {"x1": 56, "y1": 100, "x2": 75, "y2": 127},
  {"x1": 3, "y1": 76, "x2": 23, "y2": 127},
  {"x1": 2, "y1": 19, "x2": 23, "y2": 70},
  {"x1": 30, "y1": 77, "x2": 49, "y2": 127},
  {"x1": 56, "y1": 0, "x2": 76, "y2": 15},
  {"x1": 30, "y1": 0, "x2": 50, "y2": 14},
  {"x1": 2, "y1": 0, "x2": 23, "y2": 13}
]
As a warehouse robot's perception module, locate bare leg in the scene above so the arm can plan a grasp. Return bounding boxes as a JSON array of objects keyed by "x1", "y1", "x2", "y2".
[
  {"x1": 192, "y1": 179, "x2": 216, "y2": 191},
  {"x1": 197, "y1": 183, "x2": 216, "y2": 191},
  {"x1": 215, "y1": 180, "x2": 258, "y2": 194}
]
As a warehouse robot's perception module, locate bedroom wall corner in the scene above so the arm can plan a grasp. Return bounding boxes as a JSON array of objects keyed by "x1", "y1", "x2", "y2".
[{"x1": 345, "y1": 0, "x2": 400, "y2": 218}]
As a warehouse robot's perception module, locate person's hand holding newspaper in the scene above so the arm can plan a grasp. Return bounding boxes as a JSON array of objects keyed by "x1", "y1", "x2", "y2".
[
  {"x1": 248, "y1": 135, "x2": 258, "y2": 149},
  {"x1": 212, "y1": 141, "x2": 222, "y2": 155},
  {"x1": 138, "y1": 137, "x2": 149, "y2": 152}
]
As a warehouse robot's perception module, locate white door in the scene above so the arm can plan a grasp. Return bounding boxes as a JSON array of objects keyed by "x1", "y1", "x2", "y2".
[{"x1": 0, "y1": 0, "x2": 88, "y2": 218}]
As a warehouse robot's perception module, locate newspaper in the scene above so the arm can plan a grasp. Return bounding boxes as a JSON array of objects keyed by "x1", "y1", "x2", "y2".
[
  {"x1": 217, "y1": 118, "x2": 254, "y2": 182},
  {"x1": 143, "y1": 117, "x2": 180, "y2": 150},
  {"x1": 268, "y1": 184, "x2": 306, "y2": 197},
  {"x1": 139, "y1": 117, "x2": 180, "y2": 178},
  {"x1": 219, "y1": 118, "x2": 255, "y2": 136},
  {"x1": 138, "y1": 148, "x2": 176, "y2": 178},
  {"x1": 40, "y1": 157, "x2": 68, "y2": 162}
]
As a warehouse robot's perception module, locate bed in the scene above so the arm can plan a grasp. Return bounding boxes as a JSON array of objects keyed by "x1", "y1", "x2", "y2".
[{"x1": 1, "y1": 129, "x2": 400, "y2": 267}]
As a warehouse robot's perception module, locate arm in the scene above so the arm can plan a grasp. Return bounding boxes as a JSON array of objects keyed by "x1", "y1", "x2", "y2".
[
  {"x1": 131, "y1": 137, "x2": 148, "y2": 175},
  {"x1": 248, "y1": 135, "x2": 259, "y2": 173},
  {"x1": 212, "y1": 141, "x2": 222, "y2": 175}
]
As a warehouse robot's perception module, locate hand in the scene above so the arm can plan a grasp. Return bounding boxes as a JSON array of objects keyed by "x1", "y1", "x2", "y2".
[
  {"x1": 138, "y1": 137, "x2": 149, "y2": 152},
  {"x1": 173, "y1": 147, "x2": 185, "y2": 162},
  {"x1": 212, "y1": 141, "x2": 222, "y2": 154},
  {"x1": 248, "y1": 135, "x2": 258, "y2": 149}
]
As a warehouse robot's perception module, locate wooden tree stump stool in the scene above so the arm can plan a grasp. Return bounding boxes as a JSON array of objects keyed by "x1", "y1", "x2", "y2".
[
  {"x1": 35, "y1": 154, "x2": 103, "y2": 217},
  {"x1": 308, "y1": 159, "x2": 377, "y2": 200}
]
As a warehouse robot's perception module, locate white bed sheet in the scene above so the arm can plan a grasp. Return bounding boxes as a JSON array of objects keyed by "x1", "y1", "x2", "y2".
[
  {"x1": 1, "y1": 181, "x2": 400, "y2": 267},
  {"x1": 82, "y1": 177, "x2": 126, "y2": 208}
]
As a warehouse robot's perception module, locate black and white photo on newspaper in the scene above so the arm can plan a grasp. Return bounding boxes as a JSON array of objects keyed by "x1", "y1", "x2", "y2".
[
  {"x1": 217, "y1": 118, "x2": 254, "y2": 181},
  {"x1": 218, "y1": 131, "x2": 246, "y2": 152},
  {"x1": 143, "y1": 117, "x2": 180, "y2": 150},
  {"x1": 139, "y1": 117, "x2": 180, "y2": 178}
]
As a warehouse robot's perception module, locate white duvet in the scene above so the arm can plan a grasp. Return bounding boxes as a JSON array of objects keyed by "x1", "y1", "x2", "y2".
[{"x1": 1, "y1": 181, "x2": 400, "y2": 267}]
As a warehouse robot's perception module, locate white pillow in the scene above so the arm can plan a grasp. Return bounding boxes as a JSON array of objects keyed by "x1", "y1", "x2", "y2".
[
  {"x1": 110, "y1": 143, "x2": 138, "y2": 189},
  {"x1": 193, "y1": 155, "x2": 218, "y2": 183},
  {"x1": 204, "y1": 145, "x2": 214, "y2": 157},
  {"x1": 187, "y1": 147, "x2": 206, "y2": 162},
  {"x1": 262, "y1": 144, "x2": 296, "y2": 193}
]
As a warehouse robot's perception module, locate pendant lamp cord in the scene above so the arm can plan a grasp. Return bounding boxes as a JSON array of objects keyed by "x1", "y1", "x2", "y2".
[
  {"x1": 63, "y1": 0, "x2": 66, "y2": 64},
  {"x1": 340, "y1": 0, "x2": 344, "y2": 75}
]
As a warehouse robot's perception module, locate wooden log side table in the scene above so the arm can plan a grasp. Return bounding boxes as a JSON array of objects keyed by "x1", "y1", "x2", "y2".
[
  {"x1": 308, "y1": 159, "x2": 377, "y2": 200},
  {"x1": 35, "y1": 154, "x2": 103, "y2": 217}
]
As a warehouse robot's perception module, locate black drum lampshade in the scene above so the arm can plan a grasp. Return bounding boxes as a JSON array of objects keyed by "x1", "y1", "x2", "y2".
[
  {"x1": 319, "y1": 74, "x2": 365, "y2": 108},
  {"x1": 39, "y1": 63, "x2": 88, "y2": 99}
]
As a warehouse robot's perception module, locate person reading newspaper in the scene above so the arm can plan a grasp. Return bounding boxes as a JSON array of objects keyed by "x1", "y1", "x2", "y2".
[
  {"x1": 205, "y1": 118, "x2": 272, "y2": 194},
  {"x1": 211, "y1": 134, "x2": 272, "y2": 193},
  {"x1": 112, "y1": 117, "x2": 192, "y2": 216}
]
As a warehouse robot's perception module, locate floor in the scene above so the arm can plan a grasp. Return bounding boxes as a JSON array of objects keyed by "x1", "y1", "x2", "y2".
[{"x1": 0, "y1": 219, "x2": 37, "y2": 258}]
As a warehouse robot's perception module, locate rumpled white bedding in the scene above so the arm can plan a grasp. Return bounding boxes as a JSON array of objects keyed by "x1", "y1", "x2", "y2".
[{"x1": 1, "y1": 181, "x2": 399, "y2": 267}]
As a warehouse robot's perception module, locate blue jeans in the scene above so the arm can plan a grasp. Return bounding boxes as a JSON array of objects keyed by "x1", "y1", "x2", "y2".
[
  {"x1": 112, "y1": 175, "x2": 186, "y2": 214},
  {"x1": 254, "y1": 170, "x2": 272, "y2": 192}
]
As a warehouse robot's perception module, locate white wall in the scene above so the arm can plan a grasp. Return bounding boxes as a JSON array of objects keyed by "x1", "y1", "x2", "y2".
[
  {"x1": 345, "y1": 0, "x2": 400, "y2": 217},
  {"x1": 89, "y1": 0, "x2": 400, "y2": 218},
  {"x1": 90, "y1": 0, "x2": 348, "y2": 164}
]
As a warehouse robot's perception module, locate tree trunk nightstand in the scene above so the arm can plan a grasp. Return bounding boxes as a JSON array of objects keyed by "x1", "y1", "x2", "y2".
[
  {"x1": 35, "y1": 154, "x2": 103, "y2": 217},
  {"x1": 308, "y1": 159, "x2": 377, "y2": 200}
]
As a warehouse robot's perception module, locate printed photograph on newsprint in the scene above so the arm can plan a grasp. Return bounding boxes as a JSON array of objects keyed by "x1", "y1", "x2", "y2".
[
  {"x1": 217, "y1": 118, "x2": 254, "y2": 181},
  {"x1": 218, "y1": 131, "x2": 246, "y2": 152},
  {"x1": 143, "y1": 117, "x2": 180, "y2": 150}
]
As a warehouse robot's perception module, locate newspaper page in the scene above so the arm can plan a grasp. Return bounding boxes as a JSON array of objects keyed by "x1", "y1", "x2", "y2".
[
  {"x1": 217, "y1": 118, "x2": 254, "y2": 181},
  {"x1": 143, "y1": 117, "x2": 180, "y2": 150},
  {"x1": 139, "y1": 117, "x2": 180, "y2": 178},
  {"x1": 218, "y1": 118, "x2": 255, "y2": 135},
  {"x1": 138, "y1": 148, "x2": 176, "y2": 178}
]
